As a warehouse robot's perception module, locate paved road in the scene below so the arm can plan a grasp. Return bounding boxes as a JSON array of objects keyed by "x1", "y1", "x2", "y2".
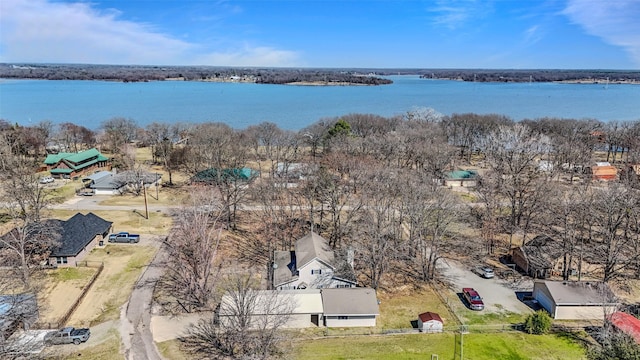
[
  {"x1": 122, "y1": 236, "x2": 166, "y2": 360},
  {"x1": 51, "y1": 195, "x2": 174, "y2": 212},
  {"x1": 439, "y1": 259, "x2": 533, "y2": 314}
]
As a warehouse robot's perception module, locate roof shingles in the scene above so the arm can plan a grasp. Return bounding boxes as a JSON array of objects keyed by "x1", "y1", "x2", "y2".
[{"x1": 49, "y1": 213, "x2": 112, "y2": 257}]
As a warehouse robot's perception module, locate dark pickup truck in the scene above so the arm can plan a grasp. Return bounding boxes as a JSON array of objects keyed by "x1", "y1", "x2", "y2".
[
  {"x1": 108, "y1": 232, "x2": 140, "y2": 243},
  {"x1": 45, "y1": 327, "x2": 91, "y2": 345}
]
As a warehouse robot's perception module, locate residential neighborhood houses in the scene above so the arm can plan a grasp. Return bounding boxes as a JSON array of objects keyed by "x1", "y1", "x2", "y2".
[
  {"x1": 0, "y1": 115, "x2": 639, "y2": 359},
  {"x1": 273, "y1": 232, "x2": 356, "y2": 290}
]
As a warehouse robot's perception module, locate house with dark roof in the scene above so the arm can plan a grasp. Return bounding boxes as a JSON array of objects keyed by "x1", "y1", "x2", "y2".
[
  {"x1": 533, "y1": 280, "x2": 618, "y2": 320},
  {"x1": 44, "y1": 148, "x2": 110, "y2": 179},
  {"x1": 511, "y1": 235, "x2": 565, "y2": 279},
  {"x1": 48, "y1": 213, "x2": 112, "y2": 267},
  {"x1": 273, "y1": 232, "x2": 356, "y2": 290}
]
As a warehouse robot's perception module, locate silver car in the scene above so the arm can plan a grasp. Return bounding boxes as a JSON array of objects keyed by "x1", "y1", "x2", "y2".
[{"x1": 480, "y1": 267, "x2": 495, "y2": 279}]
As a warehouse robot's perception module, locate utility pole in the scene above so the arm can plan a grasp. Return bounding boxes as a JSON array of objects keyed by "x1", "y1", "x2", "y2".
[
  {"x1": 142, "y1": 180, "x2": 149, "y2": 219},
  {"x1": 460, "y1": 324, "x2": 468, "y2": 360}
]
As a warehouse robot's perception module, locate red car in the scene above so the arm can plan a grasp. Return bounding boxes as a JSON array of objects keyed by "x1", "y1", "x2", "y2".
[{"x1": 462, "y1": 288, "x2": 485, "y2": 311}]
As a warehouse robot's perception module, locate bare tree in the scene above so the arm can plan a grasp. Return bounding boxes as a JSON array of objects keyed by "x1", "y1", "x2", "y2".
[
  {"x1": 479, "y1": 123, "x2": 552, "y2": 249},
  {"x1": 100, "y1": 117, "x2": 138, "y2": 153},
  {"x1": 402, "y1": 173, "x2": 461, "y2": 281},
  {"x1": 586, "y1": 183, "x2": 640, "y2": 283},
  {"x1": 0, "y1": 131, "x2": 60, "y2": 289},
  {"x1": 184, "y1": 274, "x2": 294, "y2": 359},
  {"x1": 56, "y1": 122, "x2": 96, "y2": 152},
  {"x1": 160, "y1": 190, "x2": 224, "y2": 312},
  {"x1": 353, "y1": 167, "x2": 403, "y2": 290}
]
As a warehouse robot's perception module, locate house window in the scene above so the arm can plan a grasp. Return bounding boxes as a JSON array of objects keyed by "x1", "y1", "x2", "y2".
[
  {"x1": 338, "y1": 316, "x2": 348, "y2": 320},
  {"x1": 56, "y1": 257, "x2": 68, "y2": 264},
  {"x1": 311, "y1": 269, "x2": 322, "y2": 275}
]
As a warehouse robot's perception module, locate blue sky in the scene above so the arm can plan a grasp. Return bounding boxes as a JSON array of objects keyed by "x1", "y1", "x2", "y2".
[{"x1": 1, "y1": 0, "x2": 639, "y2": 69}]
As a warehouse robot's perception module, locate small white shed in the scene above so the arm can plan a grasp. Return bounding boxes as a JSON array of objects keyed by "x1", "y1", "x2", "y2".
[{"x1": 418, "y1": 312, "x2": 443, "y2": 333}]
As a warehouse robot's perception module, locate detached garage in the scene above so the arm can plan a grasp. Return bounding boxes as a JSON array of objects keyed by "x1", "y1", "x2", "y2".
[
  {"x1": 533, "y1": 281, "x2": 618, "y2": 320},
  {"x1": 321, "y1": 288, "x2": 379, "y2": 327}
]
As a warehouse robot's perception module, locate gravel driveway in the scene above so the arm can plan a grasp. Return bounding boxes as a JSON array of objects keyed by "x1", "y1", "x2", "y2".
[{"x1": 439, "y1": 259, "x2": 533, "y2": 314}]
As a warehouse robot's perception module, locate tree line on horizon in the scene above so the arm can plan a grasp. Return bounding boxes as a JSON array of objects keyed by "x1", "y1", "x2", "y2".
[{"x1": 1, "y1": 63, "x2": 639, "y2": 83}]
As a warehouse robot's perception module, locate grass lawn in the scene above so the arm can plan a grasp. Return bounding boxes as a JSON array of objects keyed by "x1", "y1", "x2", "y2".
[
  {"x1": 37, "y1": 267, "x2": 99, "y2": 325},
  {"x1": 45, "y1": 209, "x2": 173, "y2": 236},
  {"x1": 48, "y1": 180, "x2": 81, "y2": 203},
  {"x1": 157, "y1": 339, "x2": 190, "y2": 360},
  {"x1": 292, "y1": 332, "x2": 586, "y2": 360},
  {"x1": 377, "y1": 285, "x2": 455, "y2": 330},
  {"x1": 67, "y1": 244, "x2": 157, "y2": 326},
  {"x1": 59, "y1": 329, "x2": 123, "y2": 360},
  {"x1": 97, "y1": 187, "x2": 188, "y2": 207}
]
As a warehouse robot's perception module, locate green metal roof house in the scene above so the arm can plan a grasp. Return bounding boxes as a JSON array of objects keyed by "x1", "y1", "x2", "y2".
[
  {"x1": 44, "y1": 148, "x2": 110, "y2": 179},
  {"x1": 444, "y1": 170, "x2": 478, "y2": 188},
  {"x1": 192, "y1": 167, "x2": 259, "y2": 185}
]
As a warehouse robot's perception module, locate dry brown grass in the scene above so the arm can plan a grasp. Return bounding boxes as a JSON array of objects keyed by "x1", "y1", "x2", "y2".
[
  {"x1": 44, "y1": 209, "x2": 173, "y2": 236},
  {"x1": 97, "y1": 186, "x2": 189, "y2": 207},
  {"x1": 68, "y1": 244, "x2": 157, "y2": 326}
]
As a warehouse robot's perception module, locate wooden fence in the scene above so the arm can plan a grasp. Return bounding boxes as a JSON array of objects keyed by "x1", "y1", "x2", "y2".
[{"x1": 33, "y1": 261, "x2": 104, "y2": 330}]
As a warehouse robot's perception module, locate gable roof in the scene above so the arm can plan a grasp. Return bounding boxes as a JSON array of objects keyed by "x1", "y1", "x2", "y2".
[
  {"x1": 591, "y1": 165, "x2": 617, "y2": 178},
  {"x1": 321, "y1": 288, "x2": 379, "y2": 316},
  {"x1": 419, "y1": 312, "x2": 443, "y2": 323},
  {"x1": 519, "y1": 235, "x2": 564, "y2": 270},
  {"x1": 609, "y1": 312, "x2": 640, "y2": 344},
  {"x1": 49, "y1": 213, "x2": 112, "y2": 257},
  {"x1": 84, "y1": 171, "x2": 113, "y2": 182},
  {"x1": 192, "y1": 168, "x2": 258, "y2": 184},
  {"x1": 45, "y1": 148, "x2": 107, "y2": 165},
  {"x1": 295, "y1": 232, "x2": 335, "y2": 269},
  {"x1": 446, "y1": 170, "x2": 477, "y2": 180},
  {"x1": 44, "y1": 152, "x2": 75, "y2": 165},
  {"x1": 537, "y1": 280, "x2": 617, "y2": 306}
]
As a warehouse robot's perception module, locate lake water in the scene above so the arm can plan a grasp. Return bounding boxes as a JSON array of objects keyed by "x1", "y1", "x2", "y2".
[{"x1": 1, "y1": 75, "x2": 638, "y2": 130}]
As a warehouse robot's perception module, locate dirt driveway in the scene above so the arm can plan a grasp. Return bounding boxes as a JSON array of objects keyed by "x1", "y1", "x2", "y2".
[{"x1": 439, "y1": 259, "x2": 533, "y2": 314}]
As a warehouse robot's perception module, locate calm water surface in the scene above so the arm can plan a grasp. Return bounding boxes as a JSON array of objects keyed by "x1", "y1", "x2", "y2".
[{"x1": 1, "y1": 75, "x2": 638, "y2": 130}]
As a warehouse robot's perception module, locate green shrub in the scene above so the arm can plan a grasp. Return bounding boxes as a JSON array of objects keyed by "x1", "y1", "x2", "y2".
[{"x1": 524, "y1": 310, "x2": 552, "y2": 335}]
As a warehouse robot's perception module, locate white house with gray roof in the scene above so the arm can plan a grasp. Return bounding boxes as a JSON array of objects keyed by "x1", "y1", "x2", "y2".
[
  {"x1": 321, "y1": 288, "x2": 379, "y2": 327},
  {"x1": 533, "y1": 280, "x2": 618, "y2": 320},
  {"x1": 273, "y1": 232, "x2": 356, "y2": 290},
  {"x1": 218, "y1": 288, "x2": 379, "y2": 329}
]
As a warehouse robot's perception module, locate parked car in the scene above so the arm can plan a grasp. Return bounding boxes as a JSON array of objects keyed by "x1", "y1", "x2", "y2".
[
  {"x1": 462, "y1": 287, "x2": 485, "y2": 311},
  {"x1": 39, "y1": 176, "x2": 55, "y2": 184},
  {"x1": 479, "y1": 266, "x2": 495, "y2": 279},
  {"x1": 45, "y1": 326, "x2": 90, "y2": 345},
  {"x1": 77, "y1": 188, "x2": 95, "y2": 196},
  {"x1": 108, "y1": 232, "x2": 140, "y2": 243}
]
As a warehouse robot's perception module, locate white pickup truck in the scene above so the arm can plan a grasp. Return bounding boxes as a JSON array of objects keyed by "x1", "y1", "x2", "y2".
[{"x1": 45, "y1": 327, "x2": 91, "y2": 345}]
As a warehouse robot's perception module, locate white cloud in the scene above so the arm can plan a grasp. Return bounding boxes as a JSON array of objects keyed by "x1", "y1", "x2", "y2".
[
  {"x1": 193, "y1": 45, "x2": 301, "y2": 67},
  {"x1": 563, "y1": 0, "x2": 640, "y2": 67},
  {"x1": 523, "y1": 25, "x2": 542, "y2": 45},
  {"x1": 429, "y1": 0, "x2": 487, "y2": 30},
  {"x1": 0, "y1": 0, "x2": 300, "y2": 66}
]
